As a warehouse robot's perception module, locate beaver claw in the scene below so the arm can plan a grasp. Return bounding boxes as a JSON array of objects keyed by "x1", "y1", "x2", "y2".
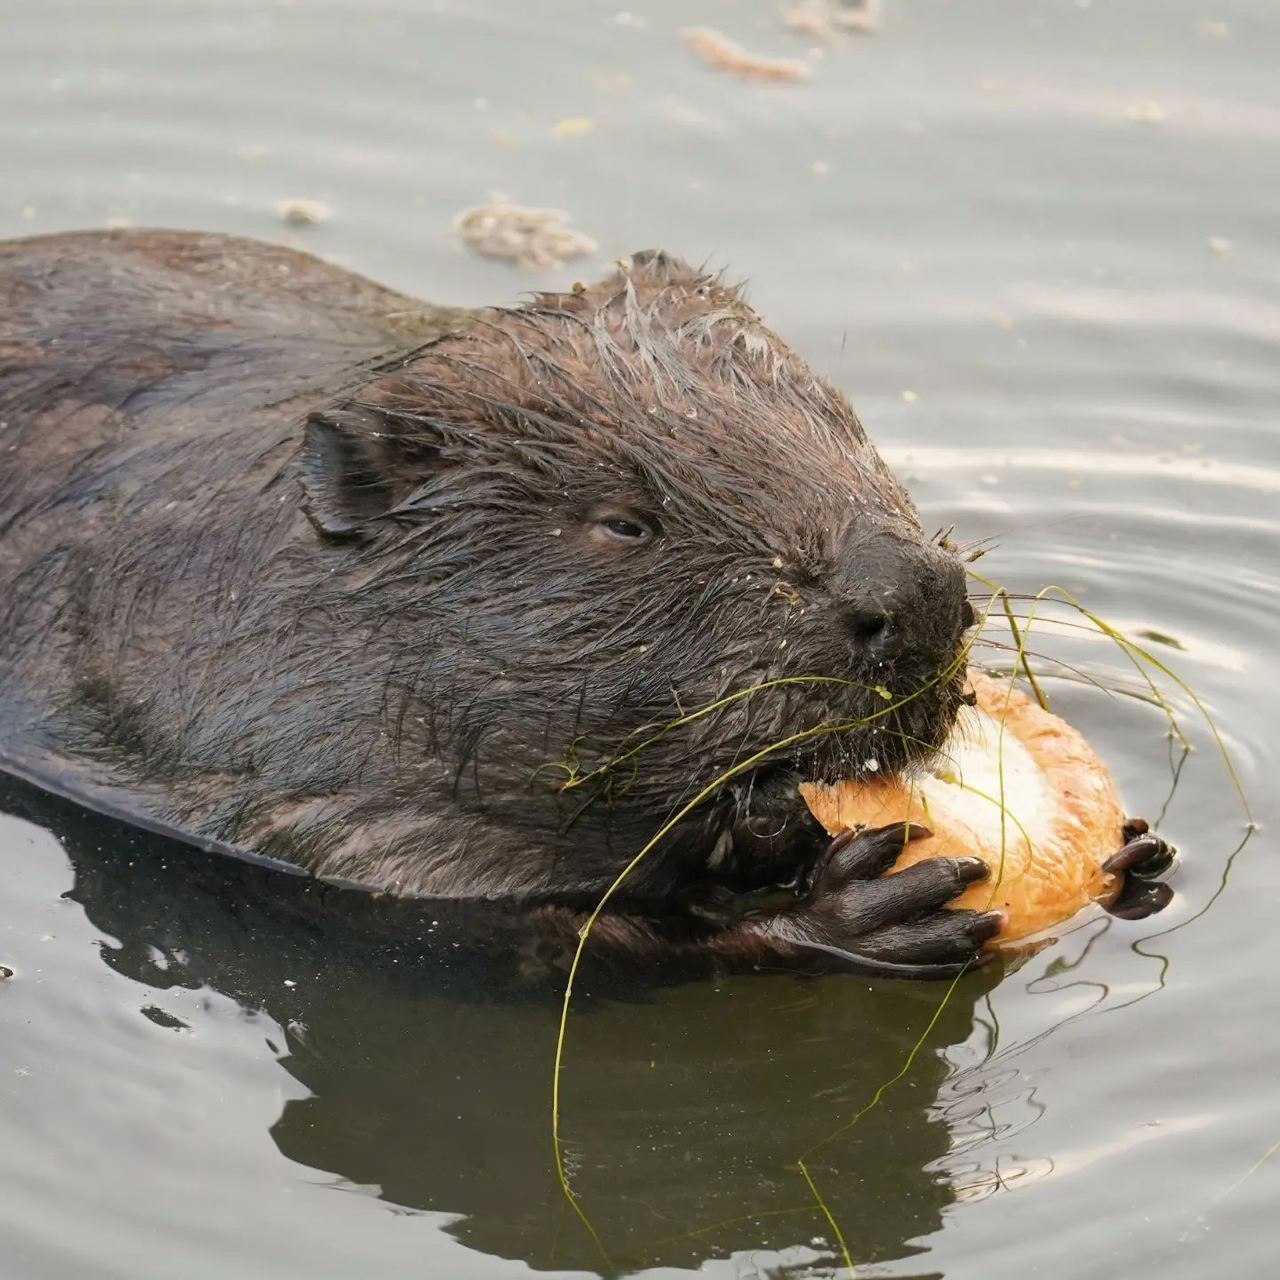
[
  {"x1": 759, "y1": 823, "x2": 1004, "y2": 979},
  {"x1": 1103, "y1": 817, "x2": 1176, "y2": 920}
]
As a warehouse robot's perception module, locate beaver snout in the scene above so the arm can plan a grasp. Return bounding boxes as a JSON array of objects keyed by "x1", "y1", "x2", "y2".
[{"x1": 836, "y1": 533, "x2": 968, "y2": 671}]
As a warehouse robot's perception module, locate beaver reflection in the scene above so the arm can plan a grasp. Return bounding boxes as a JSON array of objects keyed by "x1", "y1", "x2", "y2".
[{"x1": 7, "y1": 777, "x2": 997, "y2": 1276}]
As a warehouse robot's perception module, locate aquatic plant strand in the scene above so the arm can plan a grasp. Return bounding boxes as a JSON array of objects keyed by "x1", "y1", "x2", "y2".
[
  {"x1": 787, "y1": 592, "x2": 1036, "y2": 1262},
  {"x1": 551, "y1": 572, "x2": 1247, "y2": 1263},
  {"x1": 549, "y1": 633, "x2": 992, "y2": 1241},
  {"x1": 788, "y1": 572, "x2": 1253, "y2": 1260}
]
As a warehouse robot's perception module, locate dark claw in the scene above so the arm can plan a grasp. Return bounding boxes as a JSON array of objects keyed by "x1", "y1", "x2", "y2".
[
  {"x1": 1109, "y1": 880, "x2": 1174, "y2": 921},
  {"x1": 764, "y1": 828, "x2": 997, "y2": 978},
  {"x1": 1103, "y1": 832, "x2": 1175, "y2": 879},
  {"x1": 971, "y1": 909, "x2": 1008, "y2": 944},
  {"x1": 865, "y1": 856, "x2": 988, "y2": 922},
  {"x1": 1122, "y1": 816, "x2": 1150, "y2": 843},
  {"x1": 853, "y1": 906, "x2": 1006, "y2": 969},
  {"x1": 1104, "y1": 817, "x2": 1177, "y2": 921},
  {"x1": 824, "y1": 822, "x2": 932, "y2": 883},
  {"x1": 825, "y1": 826, "x2": 861, "y2": 859}
]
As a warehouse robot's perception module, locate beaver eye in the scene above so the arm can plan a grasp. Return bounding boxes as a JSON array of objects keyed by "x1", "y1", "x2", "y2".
[
  {"x1": 584, "y1": 508, "x2": 656, "y2": 547},
  {"x1": 602, "y1": 516, "x2": 648, "y2": 541}
]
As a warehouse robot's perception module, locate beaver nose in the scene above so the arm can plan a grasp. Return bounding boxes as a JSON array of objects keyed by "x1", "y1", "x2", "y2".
[
  {"x1": 846, "y1": 605, "x2": 898, "y2": 656},
  {"x1": 836, "y1": 528, "x2": 966, "y2": 663}
]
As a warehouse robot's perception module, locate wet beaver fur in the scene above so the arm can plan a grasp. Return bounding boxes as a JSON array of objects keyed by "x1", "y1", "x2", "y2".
[{"x1": 0, "y1": 230, "x2": 1169, "y2": 977}]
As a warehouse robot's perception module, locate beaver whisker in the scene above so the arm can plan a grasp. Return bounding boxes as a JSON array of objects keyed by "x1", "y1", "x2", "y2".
[{"x1": 968, "y1": 637, "x2": 1121, "y2": 697}]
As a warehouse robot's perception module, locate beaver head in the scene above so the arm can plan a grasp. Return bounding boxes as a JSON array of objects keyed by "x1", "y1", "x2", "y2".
[{"x1": 300, "y1": 251, "x2": 970, "y2": 877}]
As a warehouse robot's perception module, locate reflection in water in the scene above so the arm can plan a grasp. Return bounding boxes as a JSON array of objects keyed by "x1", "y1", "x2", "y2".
[
  {"x1": 2, "y1": 0, "x2": 1278, "y2": 1271},
  {"x1": 2, "y1": 774, "x2": 1001, "y2": 1276}
]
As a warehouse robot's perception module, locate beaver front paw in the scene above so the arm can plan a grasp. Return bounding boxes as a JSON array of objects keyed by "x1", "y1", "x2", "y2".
[
  {"x1": 1103, "y1": 817, "x2": 1176, "y2": 920},
  {"x1": 758, "y1": 823, "x2": 1005, "y2": 978}
]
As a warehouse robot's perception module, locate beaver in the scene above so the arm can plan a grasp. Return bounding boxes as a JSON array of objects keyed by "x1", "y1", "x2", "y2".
[{"x1": 0, "y1": 229, "x2": 1170, "y2": 977}]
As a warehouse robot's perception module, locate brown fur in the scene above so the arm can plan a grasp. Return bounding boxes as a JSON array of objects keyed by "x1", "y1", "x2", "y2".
[{"x1": 0, "y1": 230, "x2": 988, "y2": 975}]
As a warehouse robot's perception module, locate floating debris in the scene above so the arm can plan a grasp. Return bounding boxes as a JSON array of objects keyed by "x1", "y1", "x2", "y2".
[
  {"x1": 681, "y1": 26, "x2": 811, "y2": 82},
  {"x1": 276, "y1": 198, "x2": 331, "y2": 227},
  {"x1": 1209, "y1": 235, "x2": 1233, "y2": 256},
  {"x1": 783, "y1": 0, "x2": 881, "y2": 39},
  {"x1": 834, "y1": 0, "x2": 882, "y2": 33},
  {"x1": 454, "y1": 202, "x2": 598, "y2": 271}
]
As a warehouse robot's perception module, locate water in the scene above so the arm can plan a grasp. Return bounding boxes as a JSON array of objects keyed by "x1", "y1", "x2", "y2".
[{"x1": 1, "y1": 1, "x2": 1276, "y2": 1276}]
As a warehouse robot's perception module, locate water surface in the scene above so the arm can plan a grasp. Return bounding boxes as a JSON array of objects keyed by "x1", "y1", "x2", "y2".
[{"x1": 2, "y1": 2, "x2": 1277, "y2": 1277}]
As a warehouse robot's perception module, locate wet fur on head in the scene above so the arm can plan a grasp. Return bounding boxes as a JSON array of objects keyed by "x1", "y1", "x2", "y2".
[{"x1": 300, "y1": 250, "x2": 969, "y2": 870}]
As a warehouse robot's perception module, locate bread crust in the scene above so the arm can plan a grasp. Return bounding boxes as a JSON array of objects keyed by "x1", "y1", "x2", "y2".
[{"x1": 801, "y1": 670, "x2": 1125, "y2": 946}]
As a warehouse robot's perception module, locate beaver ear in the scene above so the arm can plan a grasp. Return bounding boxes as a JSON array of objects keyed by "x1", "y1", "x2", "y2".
[
  {"x1": 627, "y1": 248, "x2": 698, "y2": 283},
  {"x1": 300, "y1": 409, "x2": 410, "y2": 538},
  {"x1": 629, "y1": 249, "x2": 681, "y2": 272}
]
